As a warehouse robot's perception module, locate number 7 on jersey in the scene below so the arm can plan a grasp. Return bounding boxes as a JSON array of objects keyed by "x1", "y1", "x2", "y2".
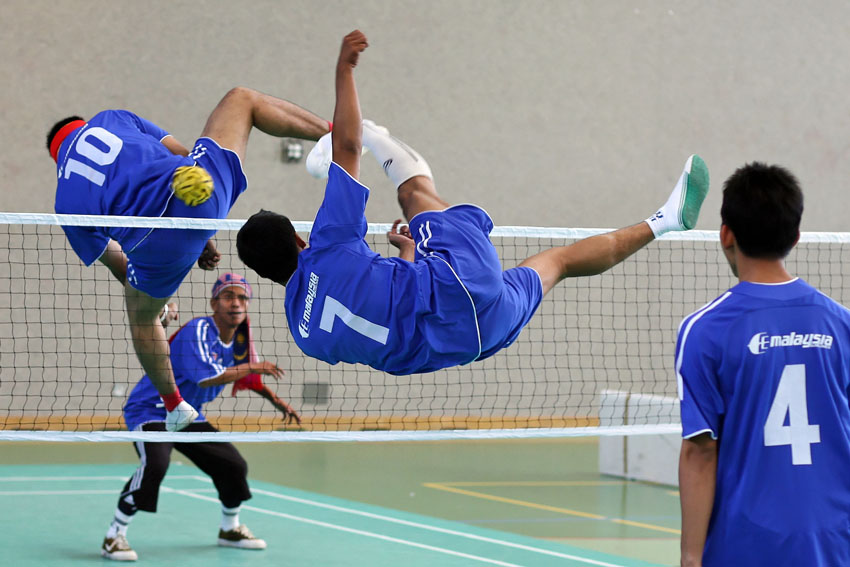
[{"x1": 319, "y1": 296, "x2": 389, "y2": 345}]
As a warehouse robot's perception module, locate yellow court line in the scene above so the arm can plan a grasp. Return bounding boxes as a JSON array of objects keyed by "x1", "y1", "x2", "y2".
[
  {"x1": 423, "y1": 483, "x2": 606, "y2": 520},
  {"x1": 423, "y1": 482, "x2": 682, "y2": 535},
  {"x1": 610, "y1": 518, "x2": 681, "y2": 535},
  {"x1": 438, "y1": 481, "x2": 632, "y2": 488}
]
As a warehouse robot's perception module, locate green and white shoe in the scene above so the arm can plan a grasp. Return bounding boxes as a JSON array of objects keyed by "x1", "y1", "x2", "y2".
[{"x1": 647, "y1": 154, "x2": 710, "y2": 237}]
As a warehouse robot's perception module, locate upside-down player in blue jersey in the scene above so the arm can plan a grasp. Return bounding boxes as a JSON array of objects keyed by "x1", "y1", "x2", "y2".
[
  {"x1": 677, "y1": 164, "x2": 850, "y2": 567},
  {"x1": 236, "y1": 30, "x2": 709, "y2": 376},
  {"x1": 46, "y1": 89, "x2": 329, "y2": 431},
  {"x1": 101, "y1": 273, "x2": 300, "y2": 561}
]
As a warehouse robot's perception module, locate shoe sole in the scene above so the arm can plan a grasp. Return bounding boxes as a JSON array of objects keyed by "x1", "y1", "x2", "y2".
[
  {"x1": 101, "y1": 549, "x2": 138, "y2": 561},
  {"x1": 217, "y1": 538, "x2": 267, "y2": 550},
  {"x1": 679, "y1": 154, "x2": 709, "y2": 230},
  {"x1": 362, "y1": 120, "x2": 390, "y2": 137},
  {"x1": 306, "y1": 125, "x2": 380, "y2": 180}
]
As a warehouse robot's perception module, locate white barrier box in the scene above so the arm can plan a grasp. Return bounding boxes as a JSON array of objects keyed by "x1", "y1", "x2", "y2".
[{"x1": 598, "y1": 389, "x2": 681, "y2": 487}]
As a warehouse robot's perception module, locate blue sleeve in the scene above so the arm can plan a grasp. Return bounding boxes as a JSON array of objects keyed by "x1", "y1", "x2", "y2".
[
  {"x1": 677, "y1": 320, "x2": 724, "y2": 439},
  {"x1": 170, "y1": 319, "x2": 226, "y2": 384},
  {"x1": 308, "y1": 162, "x2": 370, "y2": 250},
  {"x1": 113, "y1": 110, "x2": 171, "y2": 142},
  {"x1": 61, "y1": 225, "x2": 109, "y2": 266}
]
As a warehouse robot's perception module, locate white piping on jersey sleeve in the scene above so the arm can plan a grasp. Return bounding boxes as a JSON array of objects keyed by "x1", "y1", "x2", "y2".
[
  {"x1": 196, "y1": 319, "x2": 226, "y2": 379},
  {"x1": 683, "y1": 428, "x2": 717, "y2": 441},
  {"x1": 676, "y1": 291, "x2": 733, "y2": 402}
]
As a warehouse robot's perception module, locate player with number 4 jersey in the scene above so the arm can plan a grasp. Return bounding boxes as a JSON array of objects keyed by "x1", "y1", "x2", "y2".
[
  {"x1": 47, "y1": 88, "x2": 330, "y2": 431},
  {"x1": 677, "y1": 163, "x2": 850, "y2": 567}
]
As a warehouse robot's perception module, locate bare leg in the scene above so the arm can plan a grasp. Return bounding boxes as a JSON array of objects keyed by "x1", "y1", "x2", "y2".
[
  {"x1": 519, "y1": 222, "x2": 655, "y2": 296},
  {"x1": 200, "y1": 87, "x2": 329, "y2": 161},
  {"x1": 124, "y1": 284, "x2": 177, "y2": 396},
  {"x1": 518, "y1": 155, "x2": 710, "y2": 296},
  {"x1": 397, "y1": 176, "x2": 450, "y2": 221}
]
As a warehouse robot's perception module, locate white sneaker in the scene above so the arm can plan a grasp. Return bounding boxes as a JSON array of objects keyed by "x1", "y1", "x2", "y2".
[
  {"x1": 218, "y1": 524, "x2": 267, "y2": 550},
  {"x1": 362, "y1": 119, "x2": 390, "y2": 138},
  {"x1": 101, "y1": 534, "x2": 138, "y2": 561},
  {"x1": 305, "y1": 131, "x2": 333, "y2": 179},
  {"x1": 304, "y1": 120, "x2": 386, "y2": 179},
  {"x1": 164, "y1": 400, "x2": 198, "y2": 432},
  {"x1": 646, "y1": 154, "x2": 709, "y2": 237}
]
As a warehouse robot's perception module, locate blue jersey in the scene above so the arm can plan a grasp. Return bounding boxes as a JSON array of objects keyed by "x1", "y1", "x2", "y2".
[
  {"x1": 677, "y1": 279, "x2": 850, "y2": 566},
  {"x1": 123, "y1": 317, "x2": 232, "y2": 430},
  {"x1": 285, "y1": 163, "x2": 482, "y2": 375},
  {"x1": 54, "y1": 110, "x2": 193, "y2": 265}
]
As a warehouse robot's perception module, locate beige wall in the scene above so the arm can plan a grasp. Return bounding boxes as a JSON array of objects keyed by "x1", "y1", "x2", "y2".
[{"x1": 3, "y1": 0, "x2": 850, "y2": 231}]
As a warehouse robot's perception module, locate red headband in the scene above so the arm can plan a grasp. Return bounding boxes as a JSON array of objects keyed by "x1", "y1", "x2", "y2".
[{"x1": 49, "y1": 120, "x2": 86, "y2": 162}]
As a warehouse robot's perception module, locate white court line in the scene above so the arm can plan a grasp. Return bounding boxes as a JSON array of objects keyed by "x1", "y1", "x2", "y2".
[
  {"x1": 167, "y1": 487, "x2": 526, "y2": 567},
  {"x1": 0, "y1": 475, "x2": 200, "y2": 482},
  {"x1": 188, "y1": 476, "x2": 627, "y2": 567},
  {"x1": 0, "y1": 489, "x2": 118, "y2": 495}
]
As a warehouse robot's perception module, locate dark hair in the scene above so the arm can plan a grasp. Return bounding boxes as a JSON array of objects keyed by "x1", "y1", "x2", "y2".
[
  {"x1": 237, "y1": 209, "x2": 301, "y2": 285},
  {"x1": 46, "y1": 116, "x2": 85, "y2": 153},
  {"x1": 721, "y1": 162, "x2": 803, "y2": 259}
]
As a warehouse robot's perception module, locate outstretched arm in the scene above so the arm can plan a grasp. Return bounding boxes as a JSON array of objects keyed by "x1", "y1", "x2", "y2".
[
  {"x1": 199, "y1": 360, "x2": 284, "y2": 388},
  {"x1": 252, "y1": 385, "x2": 302, "y2": 425},
  {"x1": 332, "y1": 30, "x2": 369, "y2": 180}
]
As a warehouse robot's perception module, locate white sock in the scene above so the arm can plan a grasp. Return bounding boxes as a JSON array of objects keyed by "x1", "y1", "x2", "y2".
[
  {"x1": 106, "y1": 508, "x2": 134, "y2": 539},
  {"x1": 361, "y1": 121, "x2": 433, "y2": 189},
  {"x1": 645, "y1": 155, "x2": 707, "y2": 237},
  {"x1": 221, "y1": 505, "x2": 240, "y2": 531}
]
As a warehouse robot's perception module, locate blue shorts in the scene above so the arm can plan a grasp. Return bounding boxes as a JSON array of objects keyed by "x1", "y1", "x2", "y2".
[
  {"x1": 409, "y1": 204, "x2": 543, "y2": 361},
  {"x1": 126, "y1": 138, "x2": 248, "y2": 298}
]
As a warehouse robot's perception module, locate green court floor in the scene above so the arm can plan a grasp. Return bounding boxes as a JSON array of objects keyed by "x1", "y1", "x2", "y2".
[{"x1": 0, "y1": 438, "x2": 680, "y2": 566}]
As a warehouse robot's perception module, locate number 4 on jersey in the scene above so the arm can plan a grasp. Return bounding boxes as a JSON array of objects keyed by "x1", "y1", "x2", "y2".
[{"x1": 763, "y1": 364, "x2": 821, "y2": 465}]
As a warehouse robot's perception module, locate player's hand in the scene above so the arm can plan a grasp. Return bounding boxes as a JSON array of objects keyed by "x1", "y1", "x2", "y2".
[
  {"x1": 250, "y1": 361, "x2": 285, "y2": 381},
  {"x1": 338, "y1": 30, "x2": 368, "y2": 69},
  {"x1": 387, "y1": 219, "x2": 414, "y2": 250},
  {"x1": 271, "y1": 396, "x2": 302, "y2": 426},
  {"x1": 197, "y1": 239, "x2": 221, "y2": 270},
  {"x1": 159, "y1": 301, "x2": 179, "y2": 327}
]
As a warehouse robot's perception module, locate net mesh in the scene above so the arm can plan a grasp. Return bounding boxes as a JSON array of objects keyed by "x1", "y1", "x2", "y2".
[{"x1": 2, "y1": 214, "x2": 849, "y2": 441}]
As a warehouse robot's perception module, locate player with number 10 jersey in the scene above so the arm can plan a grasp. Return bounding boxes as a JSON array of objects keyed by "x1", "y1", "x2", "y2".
[
  {"x1": 678, "y1": 276, "x2": 850, "y2": 562},
  {"x1": 48, "y1": 91, "x2": 330, "y2": 433},
  {"x1": 53, "y1": 109, "x2": 245, "y2": 298}
]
